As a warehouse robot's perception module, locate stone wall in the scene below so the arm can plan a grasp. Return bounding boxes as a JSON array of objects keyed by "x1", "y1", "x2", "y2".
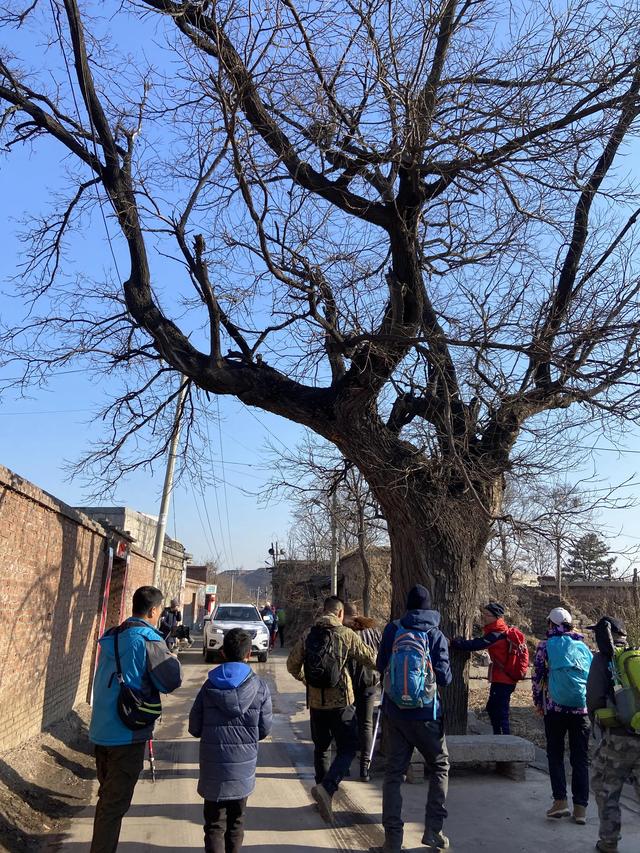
[{"x1": 340, "y1": 546, "x2": 392, "y2": 624}]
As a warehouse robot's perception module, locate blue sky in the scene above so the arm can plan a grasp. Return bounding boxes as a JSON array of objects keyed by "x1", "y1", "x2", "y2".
[{"x1": 2, "y1": 3, "x2": 640, "y2": 576}]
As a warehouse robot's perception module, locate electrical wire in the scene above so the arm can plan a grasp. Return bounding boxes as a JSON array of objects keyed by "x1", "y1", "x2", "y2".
[
  {"x1": 216, "y1": 397, "x2": 237, "y2": 570},
  {"x1": 49, "y1": 0, "x2": 123, "y2": 281}
]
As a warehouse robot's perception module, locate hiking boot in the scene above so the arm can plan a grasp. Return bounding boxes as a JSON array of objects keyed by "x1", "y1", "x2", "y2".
[
  {"x1": 422, "y1": 829, "x2": 450, "y2": 850},
  {"x1": 546, "y1": 799, "x2": 571, "y2": 819},
  {"x1": 595, "y1": 841, "x2": 618, "y2": 852},
  {"x1": 311, "y1": 784, "x2": 334, "y2": 823},
  {"x1": 573, "y1": 804, "x2": 587, "y2": 825}
]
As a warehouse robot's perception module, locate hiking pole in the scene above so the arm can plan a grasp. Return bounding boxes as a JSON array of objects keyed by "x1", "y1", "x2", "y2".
[
  {"x1": 148, "y1": 737, "x2": 157, "y2": 783},
  {"x1": 367, "y1": 694, "x2": 383, "y2": 769}
]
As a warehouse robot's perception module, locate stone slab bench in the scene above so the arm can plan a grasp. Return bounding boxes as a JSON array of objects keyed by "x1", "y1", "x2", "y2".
[{"x1": 407, "y1": 734, "x2": 535, "y2": 783}]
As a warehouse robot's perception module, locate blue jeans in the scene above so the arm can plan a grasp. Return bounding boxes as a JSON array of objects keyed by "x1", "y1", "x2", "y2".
[
  {"x1": 309, "y1": 705, "x2": 358, "y2": 795},
  {"x1": 486, "y1": 683, "x2": 516, "y2": 734}
]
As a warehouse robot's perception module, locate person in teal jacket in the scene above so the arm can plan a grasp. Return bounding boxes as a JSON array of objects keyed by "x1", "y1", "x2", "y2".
[{"x1": 89, "y1": 586, "x2": 182, "y2": 853}]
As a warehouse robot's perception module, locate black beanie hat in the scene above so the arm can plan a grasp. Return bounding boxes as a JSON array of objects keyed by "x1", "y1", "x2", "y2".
[
  {"x1": 484, "y1": 601, "x2": 505, "y2": 619},
  {"x1": 406, "y1": 584, "x2": 432, "y2": 611}
]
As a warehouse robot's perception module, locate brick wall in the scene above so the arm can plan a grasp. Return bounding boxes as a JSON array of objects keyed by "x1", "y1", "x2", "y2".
[{"x1": 0, "y1": 465, "x2": 108, "y2": 751}]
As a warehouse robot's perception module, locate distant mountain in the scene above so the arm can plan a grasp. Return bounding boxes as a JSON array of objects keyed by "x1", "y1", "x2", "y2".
[{"x1": 214, "y1": 566, "x2": 273, "y2": 603}]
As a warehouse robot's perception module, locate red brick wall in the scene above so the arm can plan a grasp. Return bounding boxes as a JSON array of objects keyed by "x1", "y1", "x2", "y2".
[{"x1": 0, "y1": 465, "x2": 108, "y2": 751}]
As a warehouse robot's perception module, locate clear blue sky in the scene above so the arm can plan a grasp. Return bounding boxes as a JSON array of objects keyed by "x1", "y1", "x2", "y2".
[{"x1": 1, "y1": 3, "x2": 640, "y2": 576}]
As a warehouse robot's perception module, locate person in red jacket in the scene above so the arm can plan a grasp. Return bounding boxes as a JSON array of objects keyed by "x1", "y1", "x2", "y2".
[{"x1": 451, "y1": 602, "x2": 517, "y2": 734}]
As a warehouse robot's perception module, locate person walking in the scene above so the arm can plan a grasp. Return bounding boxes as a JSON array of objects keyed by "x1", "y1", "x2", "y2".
[
  {"x1": 451, "y1": 601, "x2": 527, "y2": 735},
  {"x1": 189, "y1": 627, "x2": 272, "y2": 853},
  {"x1": 286, "y1": 595, "x2": 377, "y2": 823},
  {"x1": 159, "y1": 598, "x2": 183, "y2": 649},
  {"x1": 587, "y1": 615, "x2": 640, "y2": 852},
  {"x1": 376, "y1": 585, "x2": 451, "y2": 853},
  {"x1": 343, "y1": 601, "x2": 382, "y2": 781},
  {"x1": 276, "y1": 606, "x2": 287, "y2": 647},
  {"x1": 260, "y1": 602, "x2": 278, "y2": 650},
  {"x1": 88, "y1": 586, "x2": 182, "y2": 853},
  {"x1": 532, "y1": 607, "x2": 592, "y2": 823}
]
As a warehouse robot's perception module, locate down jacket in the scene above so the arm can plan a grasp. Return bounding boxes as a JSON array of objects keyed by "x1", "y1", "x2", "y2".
[
  {"x1": 189, "y1": 662, "x2": 272, "y2": 801},
  {"x1": 377, "y1": 608, "x2": 452, "y2": 721}
]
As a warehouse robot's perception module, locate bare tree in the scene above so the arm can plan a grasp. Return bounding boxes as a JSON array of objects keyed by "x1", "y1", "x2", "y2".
[
  {"x1": 267, "y1": 433, "x2": 387, "y2": 614},
  {"x1": 2, "y1": 0, "x2": 640, "y2": 727},
  {"x1": 487, "y1": 477, "x2": 639, "y2": 596}
]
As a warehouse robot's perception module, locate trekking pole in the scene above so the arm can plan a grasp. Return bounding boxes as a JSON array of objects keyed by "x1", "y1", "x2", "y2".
[
  {"x1": 367, "y1": 691, "x2": 383, "y2": 768},
  {"x1": 148, "y1": 737, "x2": 157, "y2": 783}
]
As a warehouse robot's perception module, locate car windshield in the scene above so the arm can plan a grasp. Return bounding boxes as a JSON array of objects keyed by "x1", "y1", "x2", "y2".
[{"x1": 214, "y1": 606, "x2": 261, "y2": 622}]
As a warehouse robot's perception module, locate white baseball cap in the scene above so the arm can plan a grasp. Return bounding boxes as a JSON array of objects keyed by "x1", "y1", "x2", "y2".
[{"x1": 548, "y1": 607, "x2": 572, "y2": 626}]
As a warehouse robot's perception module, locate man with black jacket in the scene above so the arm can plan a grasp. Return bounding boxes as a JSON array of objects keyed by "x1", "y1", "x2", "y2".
[
  {"x1": 587, "y1": 616, "x2": 640, "y2": 853},
  {"x1": 343, "y1": 602, "x2": 382, "y2": 781},
  {"x1": 376, "y1": 585, "x2": 451, "y2": 853}
]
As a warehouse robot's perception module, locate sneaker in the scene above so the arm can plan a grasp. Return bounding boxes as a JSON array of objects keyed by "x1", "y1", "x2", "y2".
[
  {"x1": 573, "y1": 804, "x2": 587, "y2": 825},
  {"x1": 546, "y1": 799, "x2": 571, "y2": 819},
  {"x1": 596, "y1": 841, "x2": 619, "y2": 852},
  {"x1": 311, "y1": 784, "x2": 334, "y2": 823},
  {"x1": 422, "y1": 829, "x2": 450, "y2": 850}
]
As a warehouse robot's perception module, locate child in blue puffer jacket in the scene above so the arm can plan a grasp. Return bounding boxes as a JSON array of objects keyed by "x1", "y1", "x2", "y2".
[{"x1": 189, "y1": 628, "x2": 272, "y2": 853}]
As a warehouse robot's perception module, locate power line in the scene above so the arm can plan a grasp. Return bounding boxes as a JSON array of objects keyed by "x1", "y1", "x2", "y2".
[
  {"x1": 239, "y1": 402, "x2": 289, "y2": 451},
  {"x1": 49, "y1": 0, "x2": 123, "y2": 281},
  {"x1": 216, "y1": 397, "x2": 237, "y2": 570},
  {"x1": 205, "y1": 416, "x2": 233, "y2": 570}
]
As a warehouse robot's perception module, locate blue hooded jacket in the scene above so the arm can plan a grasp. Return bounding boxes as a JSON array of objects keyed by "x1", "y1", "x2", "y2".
[
  {"x1": 377, "y1": 609, "x2": 452, "y2": 720},
  {"x1": 89, "y1": 617, "x2": 182, "y2": 746},
  {"x1": 189, "y1": 662, "x2": 272, "y2": 801}
]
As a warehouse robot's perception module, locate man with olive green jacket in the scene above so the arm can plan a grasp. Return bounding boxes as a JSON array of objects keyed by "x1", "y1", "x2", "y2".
[{"x1": 287, "y1": 595, "x2": 377, "y2": 822}]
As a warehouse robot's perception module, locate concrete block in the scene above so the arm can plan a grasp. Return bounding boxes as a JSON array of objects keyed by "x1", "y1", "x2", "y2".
[
  {"x1": 409, "y1": 734, "x2": 535, "y2": 783},
  {"x1": 446, "y1": 734, "x2": 535, "y2": 764}
]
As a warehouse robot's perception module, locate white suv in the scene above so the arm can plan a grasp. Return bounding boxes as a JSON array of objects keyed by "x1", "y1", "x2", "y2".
[{"x1": 203, "y1": 603, "x2": 271, "y2": 664}]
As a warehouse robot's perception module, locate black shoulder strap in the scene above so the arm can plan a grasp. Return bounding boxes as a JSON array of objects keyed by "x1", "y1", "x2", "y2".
[{"x1": 113, "y1": 625, "x2": 124, "y2": 682}]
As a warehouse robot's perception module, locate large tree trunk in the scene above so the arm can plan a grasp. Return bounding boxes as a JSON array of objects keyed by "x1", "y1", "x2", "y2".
[
  {"x1": 383, "y1": 504, "x2": 490, "y2": 734},
  {"x1": 334, "y1": 411, "x2": 501, "y2": 734}
]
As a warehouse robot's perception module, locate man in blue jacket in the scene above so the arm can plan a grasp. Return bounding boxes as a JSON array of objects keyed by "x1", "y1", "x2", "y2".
[
  {"x1": 89, "y1": 586, "x2": 182, "y2": 853},
  {"x1": 376, "y1": 585, "x2": 452, "y2": 853},
  {"x1": 189, "y1": 627, "x2": 272, "y2": 853}
]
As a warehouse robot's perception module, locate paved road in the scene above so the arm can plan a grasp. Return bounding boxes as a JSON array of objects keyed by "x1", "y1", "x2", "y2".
[{"x1": 63, "y1": 647, "x2": 640, "y2": 852}]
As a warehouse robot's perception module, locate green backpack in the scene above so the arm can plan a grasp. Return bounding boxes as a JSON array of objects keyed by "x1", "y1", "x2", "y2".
[{"x1": 595, "y1": 647, "x2": 640, "y2": 732}]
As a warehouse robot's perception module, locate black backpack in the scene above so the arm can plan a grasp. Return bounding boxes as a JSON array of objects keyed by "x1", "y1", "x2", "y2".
[{"x1": 303, "y1": 625, "x2": 342, "y2": 689}]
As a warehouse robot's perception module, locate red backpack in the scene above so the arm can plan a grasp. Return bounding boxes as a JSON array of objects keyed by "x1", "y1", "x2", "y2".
[{"x1": 500, "y1": 627, "x2": 530, "y2": 681}]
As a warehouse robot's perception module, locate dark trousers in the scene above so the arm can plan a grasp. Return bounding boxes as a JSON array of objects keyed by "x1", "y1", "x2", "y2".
[
  {"x1": 309, "y1": 705, "x2": 358, "y2": 795},
  {"x1": 544, "y1": 711, "x2": 590, "y2": 806},
  {"x1": 355, "y1": 687, "x2": 377, "y2": 767},
  {"x1": 204, "y1": 798, "x2": 247, "y2": 853},
  {"x1": 382, "y1": 715, "x2": 449, "y2": 850},
  {"x1": 90, "y1": 742, "x2": 146, "y2": 853},
  {"x1": 486, "y1": 683, "x2": 516, "y2": 734},
  {"x1": 279, "y1": 626, "x2": 285, "y2": 647}
]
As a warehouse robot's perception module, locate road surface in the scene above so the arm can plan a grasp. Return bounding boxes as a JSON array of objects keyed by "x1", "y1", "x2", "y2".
[{"x1": 63, "y1": 646, "x2": 640, "y2": 852}]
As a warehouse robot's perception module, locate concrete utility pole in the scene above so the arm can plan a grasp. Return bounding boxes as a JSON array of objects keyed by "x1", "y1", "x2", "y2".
[
  {"x1": 330, "y1": 489, "x2": 338, "y2": 596},
  {"x1": 153, "y1": 376, "x2": 188, "y2": 588}
]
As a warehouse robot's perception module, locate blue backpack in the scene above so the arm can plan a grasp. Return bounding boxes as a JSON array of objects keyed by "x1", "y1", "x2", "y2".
[
  {"x1": 546, "y1": 635, "x2": 593, "y2": 708},
  {"x1": 383, "y1": 621, "x2": 438, "y2": 716}
]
